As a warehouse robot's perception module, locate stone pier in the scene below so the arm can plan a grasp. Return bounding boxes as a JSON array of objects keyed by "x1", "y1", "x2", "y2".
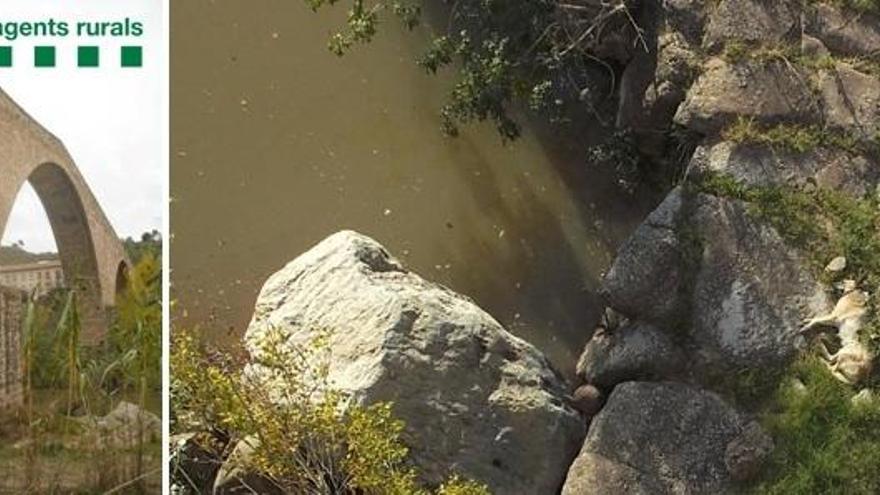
[{"x1": 0, "y1": 287, "x2": 25, "y2": 410}]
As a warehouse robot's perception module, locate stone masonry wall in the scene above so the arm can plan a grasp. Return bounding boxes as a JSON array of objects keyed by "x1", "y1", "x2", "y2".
[{"x1": 0, "y1": 287, "x2": 24, "y2": 410}]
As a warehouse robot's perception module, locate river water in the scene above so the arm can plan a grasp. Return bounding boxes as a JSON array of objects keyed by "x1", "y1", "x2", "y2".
[{"x1": 171, "y1": 0, "x2": 652, "y2": 376}]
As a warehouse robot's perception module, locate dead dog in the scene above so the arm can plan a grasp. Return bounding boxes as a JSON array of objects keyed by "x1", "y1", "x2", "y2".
[{"x1": 799, "y1": 280, "x2": 874, "y2": 385}]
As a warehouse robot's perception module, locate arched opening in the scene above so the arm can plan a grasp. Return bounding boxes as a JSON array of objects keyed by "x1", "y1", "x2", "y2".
[
  {"x1": 0, "y1": 162, "x2": 103, "y2": 344},
  {"x1": 0, "y1": 183, "x2": 60, "y2": 297}
]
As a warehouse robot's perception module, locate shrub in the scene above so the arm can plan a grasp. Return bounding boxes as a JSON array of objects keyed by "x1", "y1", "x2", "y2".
[
  {"x1": 110, "y1": 252, "x2": 163, "y2": 391},
  {"x1": 303, "y1": 0, "x2": 648, "y2": 139},
  {"x1": 171, "y1": 329, "x2": 491, "y2": 494}
]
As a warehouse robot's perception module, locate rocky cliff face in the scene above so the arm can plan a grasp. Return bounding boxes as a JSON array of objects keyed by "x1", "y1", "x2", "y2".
[
  {"x1": 563, "y1": 0, "x2": 879, "y2": 492},
  {"x1": 178, "y1": 2, "x2": 878, "y2": 493}
]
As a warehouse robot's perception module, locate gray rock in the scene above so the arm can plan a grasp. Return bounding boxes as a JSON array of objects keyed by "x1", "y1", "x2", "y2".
[
  {"x1": 703, "y1": 0, "x2": 801, "y2": 51},
  {"x1": 818, "y1": 64, "x2": 880, "y2": 140},
  {"x1": 806, "y1": 3, "x2": 880, "y2": 58},
  {"x1": 562, "y1": 382, "x2": 756, "y2": 494},
  {"x1": 170, "y1": 433, "x2": 223, "y2": 494},
  {"x1": 689, "y1": 194, "x2": 829, "y2": 369},
  {"x1": 244, "y1": 230, "x2": 585, "y2": 494},
  {"x1": 601, "y1": 188, "x2": 687, "y2": 324},
  {"x1": 213, "y1": 437, "x2": 283, "y2": 495},
  {"x1": 640, "y1": 32, "x2": 702, "y2": 157},
  {"x1": 724, "y1": 421, "x2": 774, "y2": 482},
  {"x1": 688, "y1": 141, "x2": 880, "y2": 197},
  {"x1": 653, "y1": 32, "x2": 701, "y2": 105},
  {"x1": 663, "y1": 0, "x2": 709, "y2": 46},
  {"x1": 576, "y1": 321, "x2": 686, "y2": 389},
  {"x1": 616, "y1": 0, "x2": 663, "y2": 132},
  {"x1": 825, "y1": 256, "x2": 847, "y2": 273},
  {"x1": 77, "y1": 401, "x2": 162, "y2": 449},
  {"x1": 603, "y1": 189, "x2": 829, "y2": 372},
  {"x1": 674, "y1": 57, "x2": 820, "y2": 134},
  {"x1": 562, "y1": 451, "x2": 667, "y2": 495},
  {"x1": 801, "y1": 34, "x2": 831, "y2": 58},
  {"x1": 103, "y1": 401, "x2": 162, "y2": 437}
]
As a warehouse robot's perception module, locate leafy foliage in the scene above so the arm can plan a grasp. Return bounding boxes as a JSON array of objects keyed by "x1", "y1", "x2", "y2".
[
  {"x1": 111, "y1": 252, "x2": 163, "y2": 390},
  {"x1": 305, "y1": 0, "x2": 644, "y2": 139},
  {"x1": 123, "y1": 230, "x2": 163, "y2": 265},
  {"x1": 171, "y1": 329, "x2": 490, "y2": 494}
]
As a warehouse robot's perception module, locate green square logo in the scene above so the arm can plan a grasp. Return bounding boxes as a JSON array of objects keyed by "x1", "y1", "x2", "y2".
[
  {"x1": 0, "y1": 47, "x2": 11, "y2": 67},
  {"x1": 78, "y1": 46, "x2": 99, "y2": 67},
  {"x1": 121, "y1": 46, "x2": 142, "y2": 67},
  {"x1": 34, "y1": 46, "x2": 55, "y2": 67}
]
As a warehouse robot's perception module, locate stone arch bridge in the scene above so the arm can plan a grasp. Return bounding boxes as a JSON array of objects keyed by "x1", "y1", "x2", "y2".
[{"x1": 0, "y1": 87, "x2": 129, "y2": 346}]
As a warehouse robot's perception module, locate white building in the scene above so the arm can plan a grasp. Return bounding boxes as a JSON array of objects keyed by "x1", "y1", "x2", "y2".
[{"x1": 0, "y1": 259, "x2": 65, "y2": 297}]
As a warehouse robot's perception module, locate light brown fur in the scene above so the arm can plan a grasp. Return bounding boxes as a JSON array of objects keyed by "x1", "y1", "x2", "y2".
[{"x1": 800, "y1": 282, "x2": 873, "y2": 385}]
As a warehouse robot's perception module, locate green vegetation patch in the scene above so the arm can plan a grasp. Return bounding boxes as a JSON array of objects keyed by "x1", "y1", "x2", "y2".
[
  {"x1": 694, "y1": 171, "x2": 880, "y2": 492},
  {"x1": 720, "y1": 41, "x2": 880, "y2": 82},
  {"x1": 721, "y1": 117, "x2": 872, "y2": 154},
  {"x1": 753, "y1": 358, "x2": 880, "y2": 494},
  {"x1": 10, "y1": 251, "x2": 163, "y2": 493}
]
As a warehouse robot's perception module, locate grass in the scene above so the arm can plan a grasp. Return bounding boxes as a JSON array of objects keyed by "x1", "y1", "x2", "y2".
[
  {"x1": 720, "y1": 40, "x2": 880, "y2": 92},
  {"x1": 0, "y1": 253, "x2": 163, "y2": 494},
  {"x1": 692, "y1": 171, "x2": 880, "y2": 492},
  {"x1": 696, "y1": 172, "x2": 880, "y2": 351},
  {"x1": 722, "y1": 117, "x2": 876, "y2": 155},
  {"x1": 753, "y1": 358, "x2": 880, "y2": 494}
]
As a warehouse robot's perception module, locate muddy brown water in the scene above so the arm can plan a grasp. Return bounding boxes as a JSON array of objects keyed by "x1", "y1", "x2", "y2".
[{"x1": 171, "y1": 0, "x2": 653, "y2": 377}]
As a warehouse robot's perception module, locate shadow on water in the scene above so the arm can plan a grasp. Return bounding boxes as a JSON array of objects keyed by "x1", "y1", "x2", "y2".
[
  {"x1": 170, "y1": 0, "x2": 655, "y2": 377},
  {"x1": 437, "y1": 134, "x2": 604, "y2": 374}
]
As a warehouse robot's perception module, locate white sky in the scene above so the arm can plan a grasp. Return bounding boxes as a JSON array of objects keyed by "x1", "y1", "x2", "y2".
[{"x1": 0, "y1": 0, "x2": 164, "y2": 252}]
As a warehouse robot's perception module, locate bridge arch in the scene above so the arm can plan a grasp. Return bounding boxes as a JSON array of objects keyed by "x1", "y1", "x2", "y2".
[{"x1": 0, "y1": 88, "x2": 128, "y2": 344}]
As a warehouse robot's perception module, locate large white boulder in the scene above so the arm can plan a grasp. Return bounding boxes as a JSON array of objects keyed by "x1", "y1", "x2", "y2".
[{"x1": 244, "y1": 230, "x2": 585, "y2": 494}]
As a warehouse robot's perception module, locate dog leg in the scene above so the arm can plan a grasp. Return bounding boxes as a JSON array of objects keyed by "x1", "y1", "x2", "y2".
[
  {"x1": 800, "y1": 314, "x2": 836, "y2": 334},
  {"x1": 817, "y1": 341, "x2": 838, "y2": 363},
  {"x1": 831, "y1": 368, "x2": 854, "y2": 385}
]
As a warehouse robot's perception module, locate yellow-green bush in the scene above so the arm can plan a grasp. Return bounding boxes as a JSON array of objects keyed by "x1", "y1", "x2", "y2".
[{"x1": 171, "y1": 329, "x2": 491, "y2": 494}]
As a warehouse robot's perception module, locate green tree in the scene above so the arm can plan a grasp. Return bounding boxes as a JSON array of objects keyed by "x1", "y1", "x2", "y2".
[{"x1": 307, "y1": 0, "x2": 645, "y2": 139}]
